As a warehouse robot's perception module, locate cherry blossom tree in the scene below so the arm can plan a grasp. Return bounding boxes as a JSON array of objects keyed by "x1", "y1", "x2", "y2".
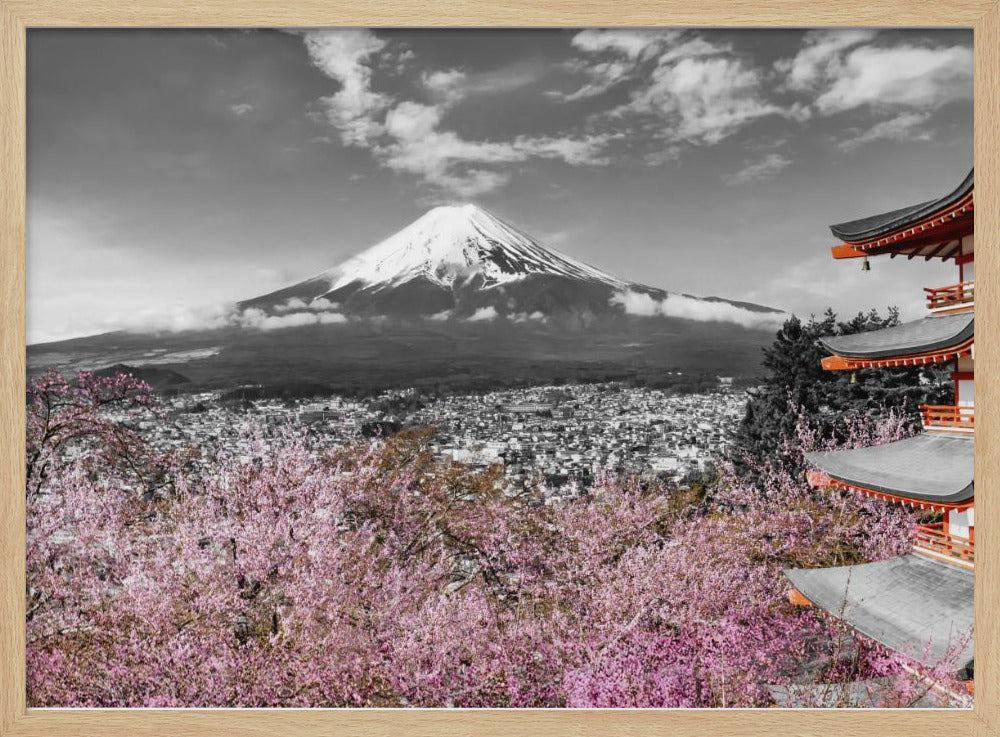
[{"x1": 25, "y1": 371, "x2": 968, "y2": 707}]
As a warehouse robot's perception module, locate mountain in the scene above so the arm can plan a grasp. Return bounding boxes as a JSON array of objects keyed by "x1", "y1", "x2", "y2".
[
  {"x1": 93, "y1": 363, "x2": 191, "y2": 391},
  {"x1": 239, "y1": 204, "x2": 782, "y2": 321},
  {"x1": 28, "y1": 205, "x2": 787, "y2": 393}
]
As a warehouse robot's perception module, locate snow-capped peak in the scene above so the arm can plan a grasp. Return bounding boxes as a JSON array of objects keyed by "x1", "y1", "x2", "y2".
[{"x1": 313, "y1": 203, "x2": 629, "y2": 294}]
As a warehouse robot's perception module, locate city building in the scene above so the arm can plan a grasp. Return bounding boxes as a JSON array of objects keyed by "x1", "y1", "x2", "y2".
[
  {"x1": 784, "y1": 170, "x2": 976, "y2": 683},
  {"x1": 146, "y1": 380, "x2": 746, "y2": 496}
]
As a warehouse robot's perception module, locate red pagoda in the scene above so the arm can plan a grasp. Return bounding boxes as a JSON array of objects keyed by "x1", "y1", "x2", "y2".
[{"x1": 784, "y1": 169, "x2": 975, "y2": 682}]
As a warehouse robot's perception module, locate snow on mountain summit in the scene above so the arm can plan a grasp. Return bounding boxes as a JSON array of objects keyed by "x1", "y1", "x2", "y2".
[
  {"x1": 238, "y1": 204, "x2": 785, "y2": 325},
  {"x1": 312, "y1": 203, "x2": 629, "y2": 294}
]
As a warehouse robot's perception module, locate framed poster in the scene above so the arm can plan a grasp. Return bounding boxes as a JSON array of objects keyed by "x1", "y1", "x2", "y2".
[{"x1": 1, "y1": 1, "x2": 998, "y2": 735}]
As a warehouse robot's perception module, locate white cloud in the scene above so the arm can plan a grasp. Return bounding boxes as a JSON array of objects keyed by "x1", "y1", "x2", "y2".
[
  {"x1": 620, "y1": 56, "x2": 809, "y2": 145},
  {"x1": 777, "y1": 31, "x2": 972, "y2": 116},
  {"x1": 517, "y1": 135, "x2": 612, "y2": 165},
  {"x1": 422, "y1": 68, "x2": 467, "y2": 105},
  {"x1": 553, "y1": 30, "x2": 717, "y2": 103},
  {"x1": 428, "y1": 63, "x2": 542, "y2": 101},
  {"x1": 660, "y1": 294, "x2": 786, "y2": 329},
  {"x1": 569, "y1": 29, "x2": 674, "y2": 60},
  {"x1": 427, "y1": 310, "x2": 452, "y2": 321},
  {"x1": 377, "y1": 45, "x2": 416, "y2": 74},
  {"x1": 547, "y1": 59, "x2": 632, "y2": 102},
  {"x1": 723, "y1": 153, "x2": 791, "y2": 185},
  {"x1": 776, "y1": 30, "x2": 878, "y2": 91},
  {"x1": 275, "y1": 297, "x2": 309, "y2": 313},
  {"x1": 259, "y1": 312, "x2": 318, "y2": 330},
  {"x1": 317, "y1": 311, "x2": 348, "y2": 324},
  {"x1": 309, "y1": 297, "x2": 339, "y2": 311},
  {"x1": 815, "y1": 44, "x2": 973, "y2": 114},
  {"x1": 773, "y1": 32, "x2": 972, "y2": 155},
  {"x1": 466, "y1": 306, "x2": 498, "y2": 322},
  {"x1": 302, "y1": 29, "x2": 393, "y2": 146},
  {"x1": 298, "y1": 29, "x2": 970, "y2": 197},
  {"x1": 379, "y1": 123, "x2": 611, "y2": 195},
  {"x1": 237, "y1": 308, "x2": 348, "y2": 331},
  {"x1": 838, "y1": 112, "x2": 933, "y2": 152},
  {"x1": 274, "y1": 296, "x2": 345, "y2": 313},
  {"x1": 112, "y1": 303, "x2": 236, "y2": 334},
  {"x1": 557, "y1": 30, "x2": 803, "y2": 146},
  {"x1": 228, "y1": 103, "x2": 254, "y2": 117},
  {"x1": 611, "y1": 289, "x2": 786, "y2": 329},
  {"x1": 658, "y1": 36, "x2": 733, "y2": 64},
  {"x1": 512, "y1": 311, "x2": 546, "y2": 323},
  {"x1": 302, "y1": 33, "x2": 614, "y2": 197},
  {"x1": 559, "y1": 29, "x2": 970, "y2": 156},
  {"x1": 231, "y1": 307, "x2": 265, "y2": 328},
  {"x1": 611, "y1": 289, "x2": 661, "y2": 316},
  {"x1": 384, "y1": 101, "x2": 443, "y2": 141},
  {"x1": 375, "y1": 102, "x2": 611, "y2": 197},
  {"x1": 644, "y1": 146, "x2": 682, "y2": 166},
  {"x1": 99, "y1": 299, "x2": 354, "y2": 335},
  {"x1": 79, "y1": 303, "x2": 337, "y2": 337}
]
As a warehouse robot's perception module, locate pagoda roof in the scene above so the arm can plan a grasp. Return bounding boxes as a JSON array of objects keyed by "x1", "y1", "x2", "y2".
[
  {"x1": 804, "y1": 433, "x2": 973, "y2": 507},
  {"x1": 831, "y1": 170, "x2": 973, "y2": 242},
  {"x1": 784, "y1": 554, "x2": 974, "y2": 677},
  {"x1": 828, "y1": 169, "x2": 973, "y2": 259},
  {"x1": 766, "y1": 679, "x2": 939, "y2": 708},
  {"x1": 819, "y1": 312, "x2": 973, "y2": 363}
]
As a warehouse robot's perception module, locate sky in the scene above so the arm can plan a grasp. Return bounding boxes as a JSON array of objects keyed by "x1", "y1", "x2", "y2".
[{"x1": 26, "y1": 28, "x2": 973, "y2": 344}]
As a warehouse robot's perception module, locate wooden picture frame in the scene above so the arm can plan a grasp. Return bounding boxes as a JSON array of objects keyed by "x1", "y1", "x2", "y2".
[{"x1": 1, "y1": 2, "x2": 997, "y2": 734}]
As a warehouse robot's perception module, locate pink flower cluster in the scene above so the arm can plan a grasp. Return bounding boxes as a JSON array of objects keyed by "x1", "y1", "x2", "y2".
[{"x1": 25, "y1": 372, "x2": 967, "y2": 707}]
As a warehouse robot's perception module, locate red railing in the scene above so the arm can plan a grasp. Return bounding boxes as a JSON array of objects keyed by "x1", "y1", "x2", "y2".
[
  {"x1": 913, "y1": 522, "x2": 974, "y2": 566},
  {"x1": 921, "y1": 404, "x2": 974, "y2": 432},
  {"x1": 925, "y1": 281, "x2": 974, "y2": 311}
]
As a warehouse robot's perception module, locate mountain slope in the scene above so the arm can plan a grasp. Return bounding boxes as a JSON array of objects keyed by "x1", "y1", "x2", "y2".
[
  {"x1": 239, "y1": 204, "x2": 781, "y2": 321},
  {"x1": 29, "y1": 205, "x2": 787, "y2": 390}
]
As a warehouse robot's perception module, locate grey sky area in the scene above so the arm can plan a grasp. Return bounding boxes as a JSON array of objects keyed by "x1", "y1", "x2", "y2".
[{"x1": 26, "y1": 28, "x2": 972, "y2": 343}]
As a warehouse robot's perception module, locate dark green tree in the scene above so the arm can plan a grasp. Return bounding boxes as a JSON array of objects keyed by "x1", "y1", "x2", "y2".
[{"x1": 733, "y1": 308, "x2": 952, "y2": 472}]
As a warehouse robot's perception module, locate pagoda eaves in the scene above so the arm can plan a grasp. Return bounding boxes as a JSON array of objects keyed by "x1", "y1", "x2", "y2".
[
  {"x1": 784, "y1": 555, "x2": 974, "y2": 678},
  {"x1": 818, "y1": 312, "x2": 974, "y2": 370},
  {"x1": 804, "y1": 434, "x2": 973, "y2": 509},
  {"x1": 829, "y1": 169, "x2": 973, "y2": 260}
]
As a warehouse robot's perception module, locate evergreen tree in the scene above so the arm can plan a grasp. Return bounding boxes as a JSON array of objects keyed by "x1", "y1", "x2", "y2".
[{"x1": 733, "y1": 308, "x2": 951, "y2": 472}]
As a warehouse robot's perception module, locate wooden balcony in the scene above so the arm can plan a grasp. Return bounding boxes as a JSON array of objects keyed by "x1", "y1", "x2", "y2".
[
  {"x1": 921, "y1": 404, "x2": 974, "y2": 434},
  {"x1": 913, "y1": 522, "x2": 974, "y2": 569},
  {"x1": 925, "y1": 281, "x2": 974, "y2": 313}
]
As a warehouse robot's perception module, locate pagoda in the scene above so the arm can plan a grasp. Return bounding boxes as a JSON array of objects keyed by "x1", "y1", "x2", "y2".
[{"x1": 783, "y1": 169, "x2": 975, "y2": 682}]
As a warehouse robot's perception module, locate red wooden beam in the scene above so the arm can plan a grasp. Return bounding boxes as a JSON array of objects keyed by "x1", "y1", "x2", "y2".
[
  {"x1": 821, "y1": 336, "x2": 975, "y2": 372},
  {"x1": 831, "y1": 244, "x2": 868, "y2": 259}
]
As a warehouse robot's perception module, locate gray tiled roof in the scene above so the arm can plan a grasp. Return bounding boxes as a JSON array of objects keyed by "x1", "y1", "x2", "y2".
[
  {"x1": 805, "y1": 434, "x2": 973, "y2": 504},
  {"x1": 829, "y1": 169, "x2": 973, "y2": 242},
  {"x1": 766, "y1": 679, "x2": 938, "y2": 708},
  {"x1": 784, "y1": 554, "x2": 974, "y2": 677},
  {"x1": 819, "y1": 312, "x2": 973, "y2": 359}
]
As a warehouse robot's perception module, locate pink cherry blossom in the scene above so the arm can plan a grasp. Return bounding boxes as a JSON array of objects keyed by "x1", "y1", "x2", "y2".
[{"x1": 25, "y1": 371, "x2": 968, "y2": 707}]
